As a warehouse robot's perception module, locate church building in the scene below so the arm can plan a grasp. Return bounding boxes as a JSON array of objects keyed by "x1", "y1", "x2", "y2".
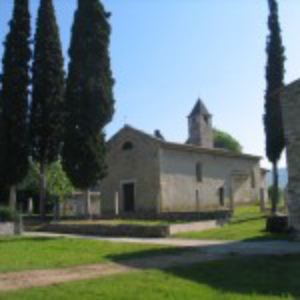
[{"x1": 101, "y1": 100, "x2": 268, "y2": 217}]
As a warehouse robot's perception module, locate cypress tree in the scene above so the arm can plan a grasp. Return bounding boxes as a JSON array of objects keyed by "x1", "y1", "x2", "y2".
[
  {"x1": 0, "y1": 0, "x2": 31, "y2": 211},
  {"x1": 264, "y1": 0, "x2": 285, "y2": 214},
  {"x1": 30, "y1": 0, "x2": 65, "y2": 220},
  {"x1": 62, "y1": 0, "x2": 115, "y2": 194}
]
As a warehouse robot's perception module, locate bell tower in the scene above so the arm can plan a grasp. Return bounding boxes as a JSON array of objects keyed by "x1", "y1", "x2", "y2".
[{"x1": 187, "y1": 99, "x2": 213, "y2": 148}]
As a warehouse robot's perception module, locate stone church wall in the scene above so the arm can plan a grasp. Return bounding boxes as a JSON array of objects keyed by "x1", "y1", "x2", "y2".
[
  {"x1": 281, "y1": 79, "x2": 300, "y2": 231},
  {"x1": 101, "y1": 128, "x2": 161, "y2": 215},
  {"x1": 159, "y1": 146, "x2": 261, "y2": 212}
]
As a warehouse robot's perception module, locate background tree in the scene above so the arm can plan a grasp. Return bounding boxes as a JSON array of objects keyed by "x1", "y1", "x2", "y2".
[
  {"x1": 19, "y1": 161, "x2": 74, "y2": 215},
  {"x1": 30, "y1": 0, "x2": 65, "y2": 220},
  {"x1": 20, "y1": 161, "x2": 74, "y2": 202},
  {"x1": 213, "y1": 129, "x2": 242, "y2": 154},
  {"x1": 62, "y1": 0, "x2": 115, "y2": 206},
  {"x1": 264, "y1": 0, "x2": 285, "y2": 215},
  {"x1": 0, "y1": 0, "x2": 31, "y2": 211},
  {"x1": 46, "y1": 161, "x2": 74, "y2": 204}
]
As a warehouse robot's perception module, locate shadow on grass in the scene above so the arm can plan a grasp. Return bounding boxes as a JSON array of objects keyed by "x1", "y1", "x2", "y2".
[
  {"x1": 106, "y1": 240, "x2": 300, "y2": 298},
  {"x1": 239, "y1": 230, "x2": 291, "y2": 242},
  {"x1": 230, "y1": 216, "x2": 266, "y2": 225},
  {"x1": 167, "y1": 254, "x2": 300, "y2": 298},
  {"x1": 111, "y1": 247, "x2": 195, "y2": 262}
]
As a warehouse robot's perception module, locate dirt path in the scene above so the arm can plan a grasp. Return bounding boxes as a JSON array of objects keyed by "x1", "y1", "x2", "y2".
[
  {"x1": 0, "y1": 250, "x2": 225, "y2": 292},
  {"x1": 2, "y1": 234, "x2": 300, "y2": 292}
]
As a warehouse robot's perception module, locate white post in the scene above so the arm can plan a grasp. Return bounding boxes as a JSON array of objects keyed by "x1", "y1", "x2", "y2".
[
  {"x1": 85, "y1": 189, "x2": 91, "y2": 219},
  {"x1": 259, "y1": 188, "x2": 266, "y2": 213},
  {"x1": 115, "y1": 192, "x2": 119, "y2": 216},
  {"x1": 28, "y1": 198, "x2": 33, "y2": 215},
  {"x1": 229, "y1": 179, "x2": 235, "y2": 212},
  {"x1": 195, "y1": 190, "x2": 200, "y2": 213}
]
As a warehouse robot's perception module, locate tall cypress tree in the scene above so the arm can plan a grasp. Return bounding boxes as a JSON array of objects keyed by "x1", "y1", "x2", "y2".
[
  {"x1": 62, "y1": 0, "x2": 115, "y2": 194},
  {"x1": 30, "y1": 0, "x2": 65, "y2": 220},
  {"x1": 264, "y1": 0, "x2": 285, "y2": 214},
  {"x1": 0, "y1": 0, "x2": 31, "y2": 211}
]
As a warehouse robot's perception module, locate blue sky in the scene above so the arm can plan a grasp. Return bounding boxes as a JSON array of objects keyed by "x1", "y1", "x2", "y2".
[{"x1": 0, "y1": 0, "x2": 299, "y2": 168}]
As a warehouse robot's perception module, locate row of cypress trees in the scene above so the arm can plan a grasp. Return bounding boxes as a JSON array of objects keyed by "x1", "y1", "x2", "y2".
[{"x1": 0, "y1": 0, "x2": 115, "y2": 220}]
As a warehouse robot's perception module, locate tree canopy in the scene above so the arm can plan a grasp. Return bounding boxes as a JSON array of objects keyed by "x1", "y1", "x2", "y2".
[
  {"x1": 30, "y1": 0, "x2": 65, "y2": 165},
  {"x1": 62, "y1": 0, "x2": 115, "y2": 189},
  {"x1": 30, "y1": 0, "x2": 65, "y2": 219},
  {"x1": 264, "y1": 0, "x2": 285, "y2": 214},
  {"x1": 264, "y1": 0, "x2": 285, "y2": 164},
  {"x1": 19, "y1": 161, "x2": 74, "y2": 202},
  {"x1": 213, "y1": 129, "x2": 242, "y2": 154},
  {"x1": 0, "y1": 0, "x2": 31, "y2": 209}
]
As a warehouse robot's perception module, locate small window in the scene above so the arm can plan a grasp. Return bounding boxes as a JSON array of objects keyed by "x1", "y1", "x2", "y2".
[
  {"x1": 196, "y1": 162, "x2": 203, "y2": 182},
  {"x1": 122, "y1": 141, "x2": 133, "y2": 151},
  {"x1": 204, "y1": 115, "x2": 209, "y2": 125},
  {"x1": 219, "y1": 187, "x2": 225, "y2": 207},
  {"x1": 251, "y1": 171, "x2": 256, "y2": 188}
]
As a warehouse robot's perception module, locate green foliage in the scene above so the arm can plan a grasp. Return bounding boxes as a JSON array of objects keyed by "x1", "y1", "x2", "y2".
[
  {"x1": 30, "y1": 0, "x2": 65, "y2": 218},
  {"x1": 264, "y1": 0, "x2": 285, "y2": 164},
  {"x1": 62, "y1": 0, "x2": 115, "y2": 189},
  {"x1": 46, "y1": 161, "x2": 74, "y2": 201},
  {"x1": 18, "y1": 162, "x2": 40, "y2": 194},
  {"x1": 264, "y1": 0, "x2": 285, "y2": 213},
  {"x1": 19, "y1": 161, "x2": 74, "y2": 201},
  {"x1": 0, "y1": 0, "x2": 31, "y2": 188},
  {"x1": 213, "y1": 129, "x2": 242, "y2": 154},
  {"x1": 0, "y1": 207, "x2": 14, "y2": 222},
  {"x1": 30, "y1": 0, "x2": 65, "y2": 165}
]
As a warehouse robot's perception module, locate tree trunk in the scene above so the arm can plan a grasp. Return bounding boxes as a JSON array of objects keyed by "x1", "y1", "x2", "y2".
[
  {"x1": 271, "y1": 161, "x2": 279, "y2": 215},
  {"x1": 9, "y1": 185, "x2": 17, "y2": 213},
  {"x1": 259, "y1": 188, "x2": 266, "y2": 213},
  {"x1": 40, "y1": 162, "x2": 47, "y2": 222}
]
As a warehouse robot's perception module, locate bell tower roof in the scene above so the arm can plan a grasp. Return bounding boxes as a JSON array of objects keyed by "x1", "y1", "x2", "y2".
[{"x1": 188, "y1": 99, "x2": 211, "y2": 118}]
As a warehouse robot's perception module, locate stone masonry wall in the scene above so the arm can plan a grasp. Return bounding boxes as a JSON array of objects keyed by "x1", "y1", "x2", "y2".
[
  {"x1": 101, "y1": 127, "x2": 161, "y2": 215},
  {"x1": 159, "y1": 146, "x2": 261, "y2": 212},
  {"x1": 0, "y1": 223, "x2": 15, "y2": 236},
  {"x1": 188, "y1": 115, "x2": 213, "y2": 148},
  {"x1": 281, "y1": 79, "x2": 300, "y2": 231}
]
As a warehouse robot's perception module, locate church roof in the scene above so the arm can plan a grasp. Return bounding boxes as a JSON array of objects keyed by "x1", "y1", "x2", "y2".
[
  {"x1": 111, "y1": 125, "x2": 261, "y2": 161},
  {"x1": 188, "y1": 99, "x2": 211, "y2": 118}
]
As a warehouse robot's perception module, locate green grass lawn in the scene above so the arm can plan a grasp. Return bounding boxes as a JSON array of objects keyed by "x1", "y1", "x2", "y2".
[
  {"x1": 175, "y1": 205, "x2": 289, "y2": 241},
  {"x1": 1, "y1": 254, "x2": 299, "y2": 300},
  {"x1": 0, "y1": 237, "x2": 174, "y2": 273}
]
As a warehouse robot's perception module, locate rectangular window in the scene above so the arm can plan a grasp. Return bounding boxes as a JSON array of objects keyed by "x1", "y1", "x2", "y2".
[
  {"x1": 196, "y1": 163, "x2": 203, "y2": 182},
  {"x1": 251, "y1": 171, "x2": 256, "y2": 188},
  {"x1": 219, "y1": 187, "x2": 225, "y2": 207}
]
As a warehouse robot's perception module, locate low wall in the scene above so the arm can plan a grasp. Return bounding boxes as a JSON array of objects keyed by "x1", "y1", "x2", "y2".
[
  {"x1": 40, "y1": 224, "x2": 169, "y2": 238},
  {"x1": 169, "y1": 220, "x2": 224, "y2": 235},
  {"x1": 40, "y1": 220, "x2": 223, "y2": 238},
  {"x1": 101, "y1": 210, "x2": 232, "y2": 222},
  {"x1": 0, "y1": 223, "x2": 15, "y2": 236}
]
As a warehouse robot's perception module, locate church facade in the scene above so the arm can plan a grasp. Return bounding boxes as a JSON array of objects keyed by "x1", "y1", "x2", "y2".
[{"x1": 101, "y1": 100, "x2": 268, "y2": 216}]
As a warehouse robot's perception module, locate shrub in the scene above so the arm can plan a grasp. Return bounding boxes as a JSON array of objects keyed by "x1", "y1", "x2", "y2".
[{"x1": 0, "y1": 207, "x2": 15, "y2": 222}]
